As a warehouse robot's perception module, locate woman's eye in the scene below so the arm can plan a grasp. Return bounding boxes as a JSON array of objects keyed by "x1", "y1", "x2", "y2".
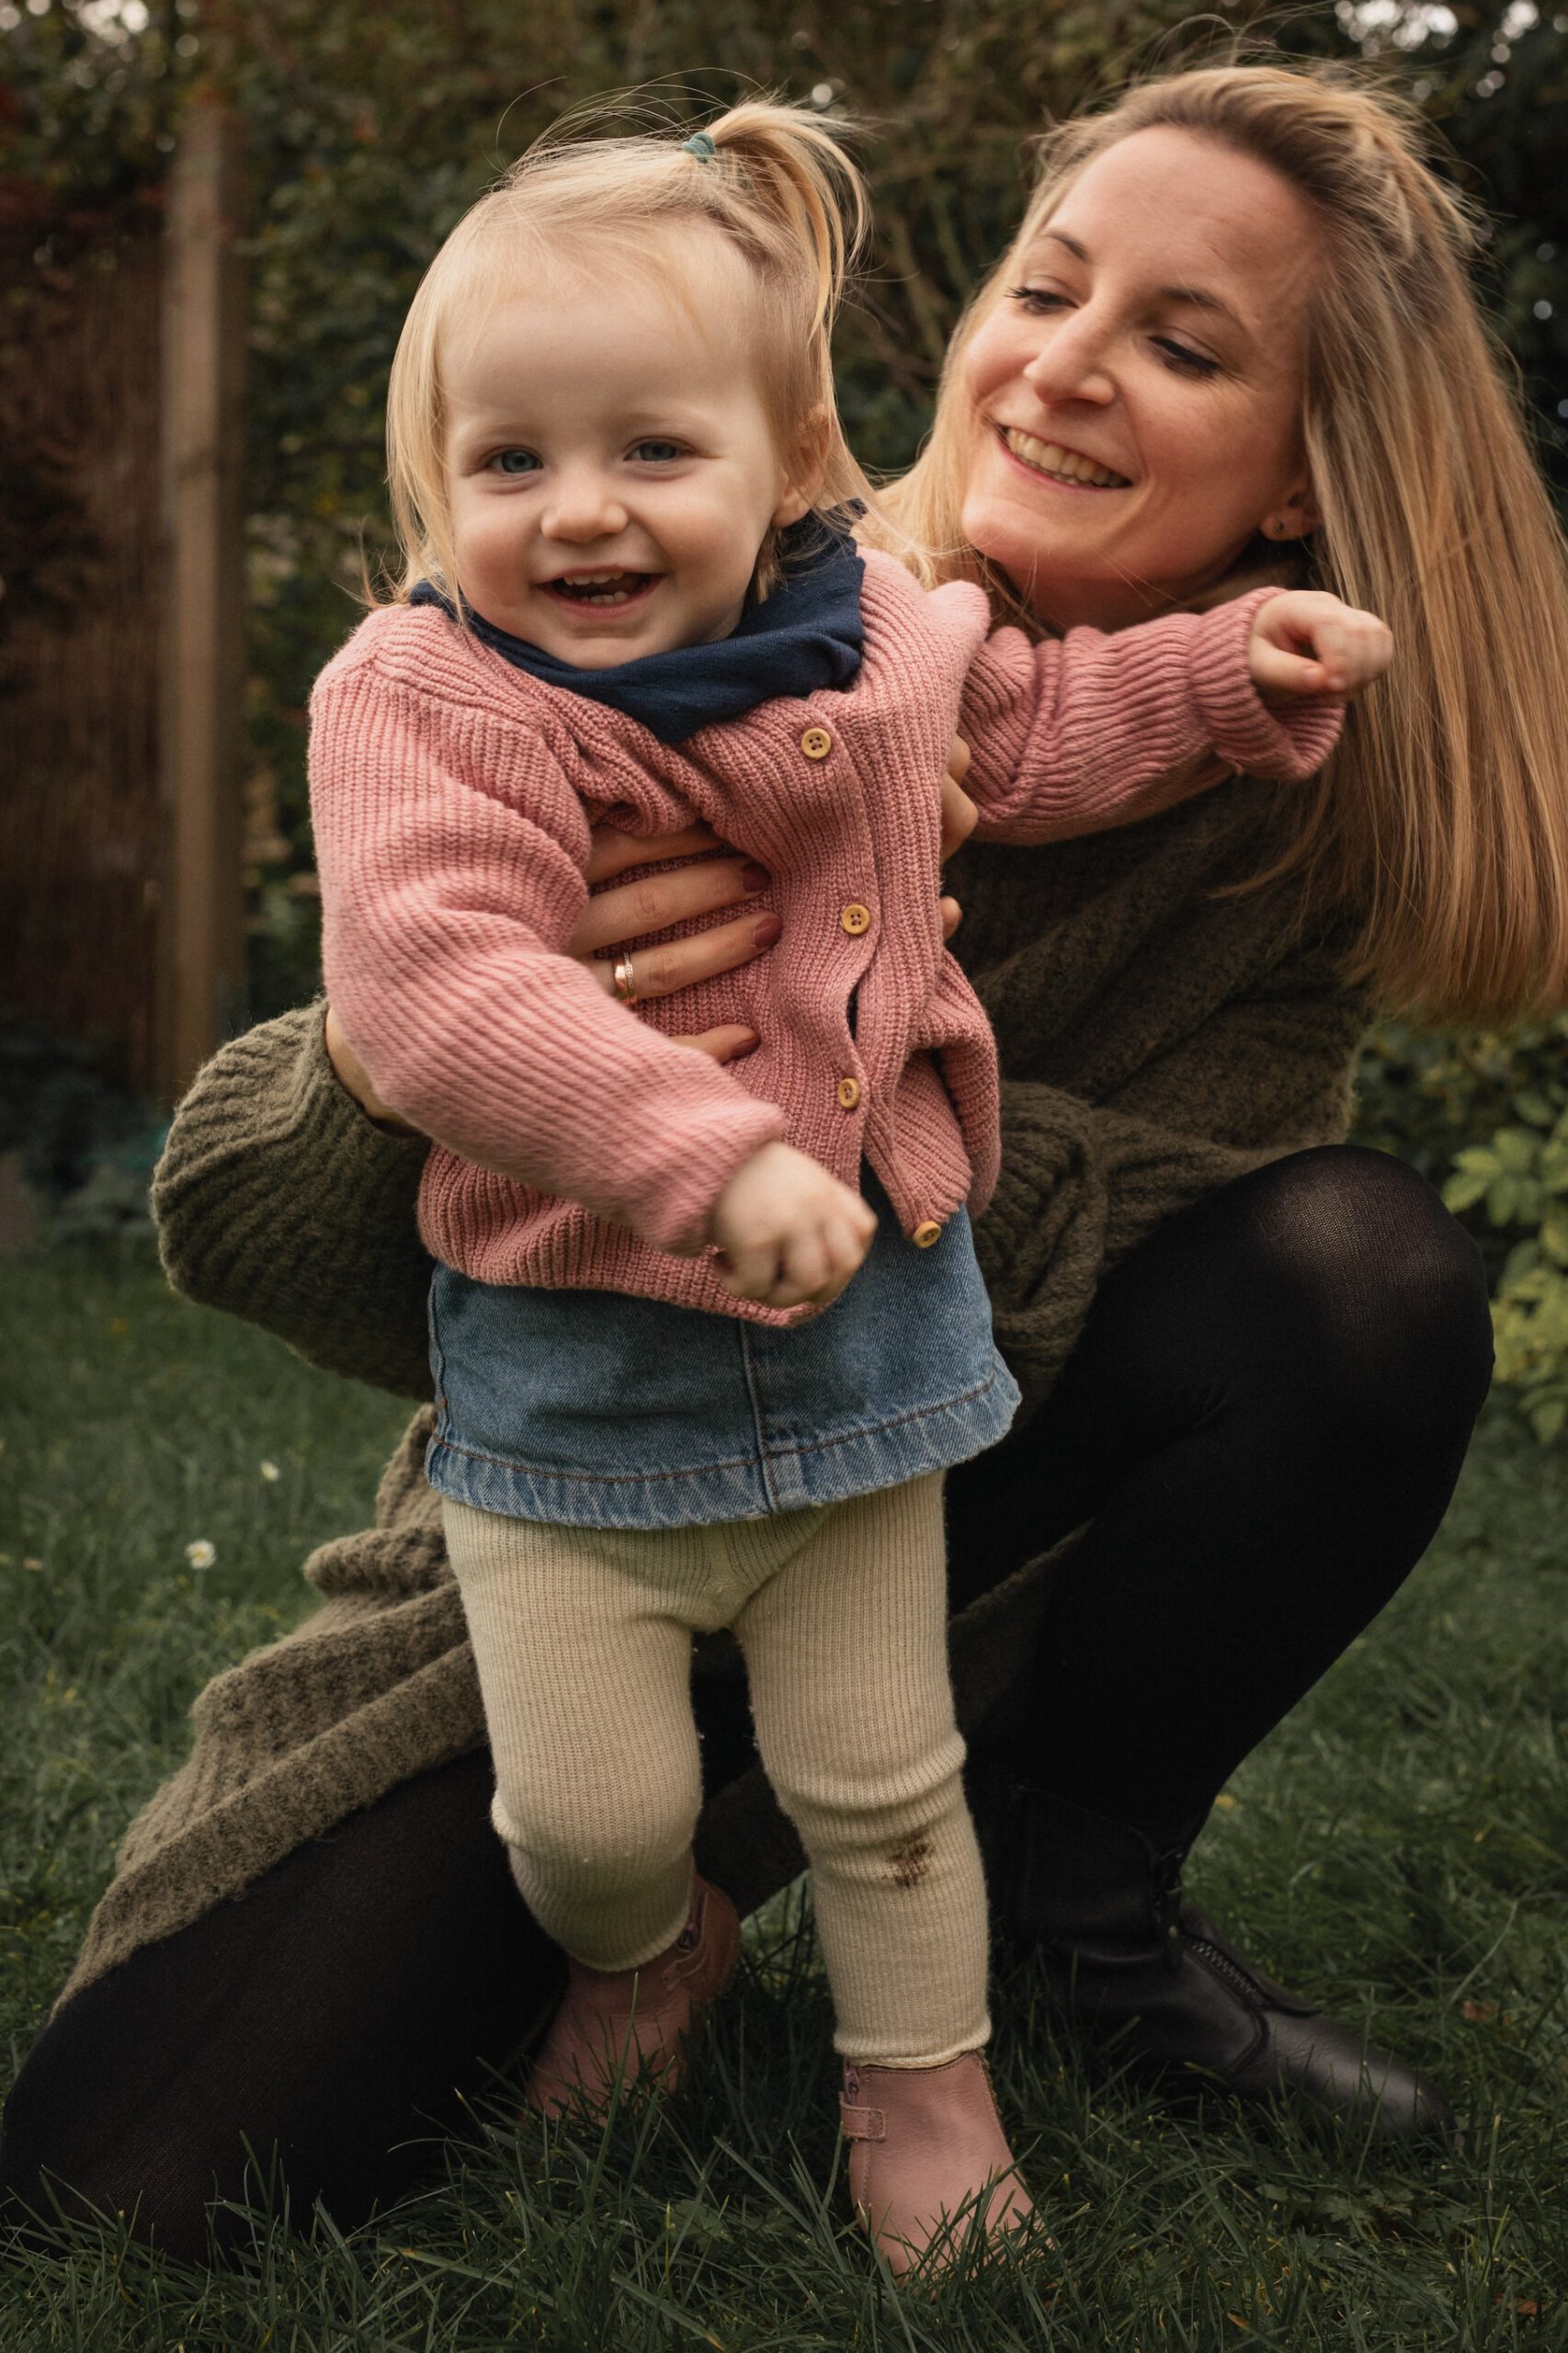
[
  {"x1": 490, "y1": 449, "x2": 541, "y2": 475},
  {"x1": 1007, "y1": 285, "x2": 1068, "y2": 315},
  {"x1": 631, "y1": 439, "x2": 686, "y2": 463},
  {"x1": 1154, "y1": 339, "x2": 1221, "y2": 380}
]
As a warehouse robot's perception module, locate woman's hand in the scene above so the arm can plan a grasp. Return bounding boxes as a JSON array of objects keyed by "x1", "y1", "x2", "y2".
[
  {"x1": 325, "y1": 771, "x2": 981, "y2": 1132},
  {"x1": 574, "y1": 822, "x2": 775, "y2": 1063},
  {"x1": 1249, "y1": 591, "x2": 1394, "y2": 706},
  {"x1": 324, "y1": 1007, "x2": 418, "y2": 1131},
  {"x1": 710, "y1": 1140, "x2": 877, "y2": 1310},
  {"x1": 940, "y1": 735, "x2": 978, "y2": 938},
  {"x1": 575, "y1": 762, "x2": 973, "y2": 1034}
]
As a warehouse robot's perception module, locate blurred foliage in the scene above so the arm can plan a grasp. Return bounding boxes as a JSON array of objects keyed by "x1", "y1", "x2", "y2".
[
  {"x1": 0, "y1": 1017, "x2": 164, "y2": 1241},
  {"x1": 1354, "y1": 1017, "x2": 1568, "y2": 1440},
  {"x1": 6, "y1": 0, "x2": 1568, "y2": 1418},
  {"x1": 1436, "y1": 1023, "x2": 1568, "y2": 1443}
]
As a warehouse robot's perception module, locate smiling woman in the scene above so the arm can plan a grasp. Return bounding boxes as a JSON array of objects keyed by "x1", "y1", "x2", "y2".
[
  {"x1": 958, "y1": 131, "x2": 1321, "y2": 632},
  {"x1": 888, "y1": 66, "x2": 1568, "y2": 1024}
]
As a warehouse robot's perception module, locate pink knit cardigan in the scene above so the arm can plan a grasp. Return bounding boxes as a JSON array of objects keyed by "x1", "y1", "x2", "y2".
[{"x1": 311, "y1": 552, "x2": 1338, "y2": 1325}]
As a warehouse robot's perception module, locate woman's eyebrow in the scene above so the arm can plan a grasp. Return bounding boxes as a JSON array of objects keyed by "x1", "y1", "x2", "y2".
[
  {"x1": 1160, "y1": 284, "x2": 1244, "y2": 331},
  {"x1": 1036, "y1": 228, "x2": 1245, "y2": 333}
]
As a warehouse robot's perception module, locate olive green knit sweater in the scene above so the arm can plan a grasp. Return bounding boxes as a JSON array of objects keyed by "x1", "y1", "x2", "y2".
[{"x1": 56, "y1": 783, "x2": 1367, "y2": 2011}]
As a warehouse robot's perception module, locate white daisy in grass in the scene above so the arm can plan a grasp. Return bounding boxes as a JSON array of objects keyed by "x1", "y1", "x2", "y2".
[
  {"x1": 259, "y1": 1461, "x2": 281, "y2": 1483},
  {"x1": 185, "y1": 1540, "x2": 217, "y2": 1571}
]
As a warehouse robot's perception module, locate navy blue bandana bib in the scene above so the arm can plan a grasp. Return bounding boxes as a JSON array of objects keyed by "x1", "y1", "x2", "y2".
[{"x1": 410, "y1": 521, "x2": 865, "y2": 746}]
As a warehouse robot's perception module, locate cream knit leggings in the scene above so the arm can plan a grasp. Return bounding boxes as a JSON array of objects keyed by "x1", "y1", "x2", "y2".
[{"x1": 442, "y1": 1471, "x2": 990, "y2": 2066}]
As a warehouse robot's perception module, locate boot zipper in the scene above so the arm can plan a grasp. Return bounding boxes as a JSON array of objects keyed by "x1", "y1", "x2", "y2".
[
  {"x1": 1153, "y1": 1861, "x2": 1264, "y2": 2002},
  {"x1": 1184, "y1": 1931, "x2": 1265, "y2": 2004}
]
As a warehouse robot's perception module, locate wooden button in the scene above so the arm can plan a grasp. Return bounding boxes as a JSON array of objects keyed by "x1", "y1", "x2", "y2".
[
  {"x1": 801, "y1": 725, "x2": 834, "y2": 760},
  {"x1": 912, "y1": 1220, "x2": 943, "y2": 1248},
  {"x1": 840, "y1": 903, "x2": 872, "y2": 935},
  {"x1": 836, "y1": 1076, "x2": 861, "y2": 1110}
]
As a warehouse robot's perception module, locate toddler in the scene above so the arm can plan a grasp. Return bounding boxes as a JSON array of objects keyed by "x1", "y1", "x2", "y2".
[{"x1": 309, "y1": 102, "x2": 1389, "y2": 2274}]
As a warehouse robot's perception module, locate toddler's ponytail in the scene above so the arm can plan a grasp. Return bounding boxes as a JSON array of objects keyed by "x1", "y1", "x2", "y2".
[{"x1": 685, "y1": 99, "x2": 869, "y2": 360}]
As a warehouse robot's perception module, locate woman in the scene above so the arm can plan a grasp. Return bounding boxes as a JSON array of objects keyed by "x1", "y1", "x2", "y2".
[{"x1": 5, "y1": 61, "x2": 1562, "y2": 2262}]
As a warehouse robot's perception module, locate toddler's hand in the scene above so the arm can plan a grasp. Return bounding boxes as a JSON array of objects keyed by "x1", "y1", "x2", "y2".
[
  {"x1": 1249, "y1": 590, "x2": 1393, "y2": 706},
  {"x1": 710, "y1": 1142, "x2": 877, "y2": 1310}
]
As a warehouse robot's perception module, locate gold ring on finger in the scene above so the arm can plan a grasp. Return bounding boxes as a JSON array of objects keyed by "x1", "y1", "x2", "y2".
[{"x1": 611, "y1": 953, "x2": 638, "y2": 1005}]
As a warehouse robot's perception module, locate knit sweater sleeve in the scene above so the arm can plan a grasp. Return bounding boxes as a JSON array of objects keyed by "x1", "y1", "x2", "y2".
[
  {"x1": 972, "y1": 950, "x2": 1369, "y2": 1416},
  {"x1": 152, "y1": 1001, "x2": 437, "y2": 1400},
  {"x1": 958, "y1": 587, "x2": 1342, "y2": 843},
  {"x1": 311, "y1": 638, "x2": 784, "y2": 1255}
]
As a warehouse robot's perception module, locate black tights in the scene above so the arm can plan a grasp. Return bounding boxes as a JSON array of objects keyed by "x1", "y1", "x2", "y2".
[
  {"x1": 0, "y1": 1147, "x2": 1493, "y2": 2262},
  {"x1": 947, "y1": 1142, "x2": 1494, "y2": 1841}
]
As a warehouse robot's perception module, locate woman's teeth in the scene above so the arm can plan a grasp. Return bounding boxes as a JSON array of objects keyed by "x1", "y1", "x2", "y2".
[
  {"x1": 548, "y1": 572, "x2": 652, "y2": 606},
  {"x1": 1002, "y1": 427, "x2": 1129, "y2": 489}
]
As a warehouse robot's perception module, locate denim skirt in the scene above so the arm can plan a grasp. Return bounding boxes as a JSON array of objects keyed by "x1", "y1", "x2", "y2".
[{"x1": 426, "y1": 1182, "x2": 1019, "y2": 1529}]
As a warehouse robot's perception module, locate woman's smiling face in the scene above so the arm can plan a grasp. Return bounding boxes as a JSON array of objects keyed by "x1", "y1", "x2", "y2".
[{"x1": 959, "y1": 126, "x2": 1323, "y2": 631}]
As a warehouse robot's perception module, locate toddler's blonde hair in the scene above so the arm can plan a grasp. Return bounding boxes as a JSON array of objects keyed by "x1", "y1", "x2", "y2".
[
  {"x1": 881, "y1": 62, "x2": 1568, "y2": 1026},
  {"x1": 386, "y1": 98, "x2": 877, "y2": 608}
]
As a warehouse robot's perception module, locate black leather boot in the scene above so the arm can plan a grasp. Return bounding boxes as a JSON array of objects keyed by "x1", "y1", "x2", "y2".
[{"x1": 991, "y1": 1782, "x2": 1456, "y2": 2143}]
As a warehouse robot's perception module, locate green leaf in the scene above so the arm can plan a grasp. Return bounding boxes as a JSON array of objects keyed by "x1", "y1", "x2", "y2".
[
  {"x1": 1442, "y1": 1168, "x2": 1492, "y2": 1211},
  {"x1": 1529, "y1": 1396, "x2": 1567, "y2": 1444},
  {"x1": 1494, "y1": 1127, "x2": 1541, "y2": 1174}
]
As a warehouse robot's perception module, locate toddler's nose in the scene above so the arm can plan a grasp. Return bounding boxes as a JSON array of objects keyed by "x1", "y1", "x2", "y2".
[{"x1": 541, "y1": 469, "x2": 630, "y2": 543}]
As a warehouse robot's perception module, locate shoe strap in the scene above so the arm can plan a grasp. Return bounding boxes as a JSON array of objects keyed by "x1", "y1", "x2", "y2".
[{"x1": 839, "y1": 2099, "x2": 885, "y2": 2142}]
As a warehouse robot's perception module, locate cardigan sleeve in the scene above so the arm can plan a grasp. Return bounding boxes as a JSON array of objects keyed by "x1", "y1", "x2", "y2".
[
  {"x1": 972, "y1": 951, "x2": 1369, "y2": 1416},
  {"x1": 957, "y1": 588, "x2": 1343, "y2": 844},
  {"x1": 311, "y1": 653, "x2": 784, "y2": 1256}
]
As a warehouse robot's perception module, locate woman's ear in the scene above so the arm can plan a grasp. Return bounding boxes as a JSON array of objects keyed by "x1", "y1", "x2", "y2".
[
  {"x1": 771, "y1": 406, "x2": 833, "y2": 529},
  {"x1": 1261, "y1": 481, "x2": 1322, "y2": 542}
]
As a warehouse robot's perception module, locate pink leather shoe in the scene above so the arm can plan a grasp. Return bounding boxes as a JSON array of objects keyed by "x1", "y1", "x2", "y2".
[
  {"x1": 523, "y1": 1877, "x2": 741, "y2": 2120},
  {"x1": 840, "y1": 2052, "x2": 1034, "y2": 2276}
]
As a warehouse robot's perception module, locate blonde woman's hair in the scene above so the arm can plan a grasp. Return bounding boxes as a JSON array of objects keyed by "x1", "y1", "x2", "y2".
[
  {"x1": 882, "y1": 63, "x2": 1568, "y2": 1027},
  {"x1": 386, "y1": 97, "x2": 875, "y2": 610}
]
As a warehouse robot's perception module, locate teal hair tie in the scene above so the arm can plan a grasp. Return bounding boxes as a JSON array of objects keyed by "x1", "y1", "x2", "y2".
[{"x1": 681, "y1": 130, "x2": 719, "y2": 163}]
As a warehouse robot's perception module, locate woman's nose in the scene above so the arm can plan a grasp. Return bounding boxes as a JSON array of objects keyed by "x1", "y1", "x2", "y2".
[
  {"x1": 1021, "y1": 311, "x2": 1116, "y2": 409},
  {"x1": 540, "y1": 472, "x2": 628, "y2": 542}
]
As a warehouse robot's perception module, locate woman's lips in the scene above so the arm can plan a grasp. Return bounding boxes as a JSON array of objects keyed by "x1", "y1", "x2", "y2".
[
  {"x1": 995, "y1": 424, "x2": 1131, "y2": 491},
  {"x1": 540, "y1": 571, "x2": 661, "y2": 610}
]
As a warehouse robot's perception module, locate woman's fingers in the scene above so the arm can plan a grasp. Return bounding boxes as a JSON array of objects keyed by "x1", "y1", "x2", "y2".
[
  {"x1": 666, "y1": 1024, "x2": 760, "y2": 1064},
  {"x1": 322, "y1": 1006, "x2": 417, "y2": 1131},
  {"x1": 940, "y1": 894, "x2": 962, "y2": 942},
  {"x1": 569, "y1": 852, "x2": 771, "y2": 957},
  {"x1": 583, "y1": 820, "x2": 723, "y2": 885},
  {"x1": 940, "y1": 745, "x2": 980, "y2": 863},
  {"x1": 581, "y1": 907, "x2": 782, "y2": 1001}
]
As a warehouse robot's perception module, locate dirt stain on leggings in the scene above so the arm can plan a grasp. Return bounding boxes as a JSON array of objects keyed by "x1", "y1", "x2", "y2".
[{"x1": 889, "y1": 1836, "x2": 932, "y2": 1888}]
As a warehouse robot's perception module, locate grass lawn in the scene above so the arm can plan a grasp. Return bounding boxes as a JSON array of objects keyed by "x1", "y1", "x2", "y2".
[{"x1": 2, "y1": 1241, "x2": 1566, "y2": 2350}]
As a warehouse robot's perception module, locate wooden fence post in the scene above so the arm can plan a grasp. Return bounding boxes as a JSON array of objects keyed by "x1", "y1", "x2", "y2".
[{"x1": 158, "y1": 98, "x2": 247, "y2": 1104}]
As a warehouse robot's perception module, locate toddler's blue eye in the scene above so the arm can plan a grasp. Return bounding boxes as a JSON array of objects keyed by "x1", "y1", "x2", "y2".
[
  {"x1": 491, "y1": 449, "x2": 540, "y2": 474},
  {"x1": 633, "y1": 440, "x2": 685, "y2": 462}
]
